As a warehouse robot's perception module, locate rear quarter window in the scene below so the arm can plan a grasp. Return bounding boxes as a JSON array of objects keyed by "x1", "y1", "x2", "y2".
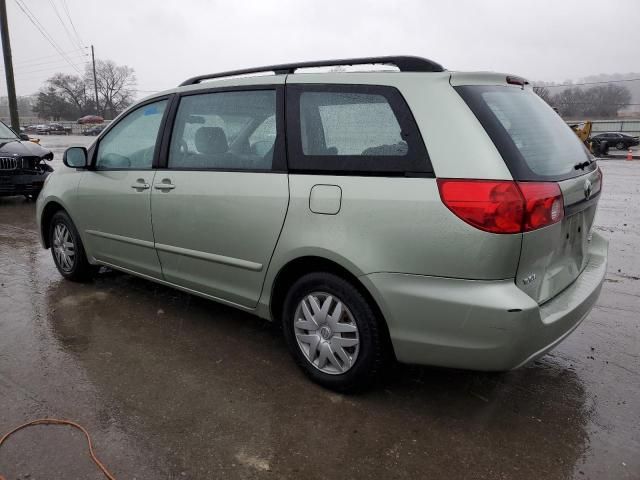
[
  {"x1": 456, "y1": 85, "x2": 595, "y2": 181},
  {"x1": 286, "y1": 84, "x2": 432, "y2": 175}
]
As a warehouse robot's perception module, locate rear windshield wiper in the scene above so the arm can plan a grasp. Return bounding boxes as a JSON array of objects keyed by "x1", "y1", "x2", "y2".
[{"x1": 574, "y1": 159, "x2": 594, "y2": 170}]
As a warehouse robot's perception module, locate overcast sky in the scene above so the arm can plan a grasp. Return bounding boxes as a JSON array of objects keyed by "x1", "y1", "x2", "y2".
[{"x1": 2, "y1": 0, "x2": 639, "y2": 97}]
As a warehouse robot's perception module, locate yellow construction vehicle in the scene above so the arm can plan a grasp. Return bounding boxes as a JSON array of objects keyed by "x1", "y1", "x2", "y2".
[
  {"x1": 570, "y1": 121, "x2": 608, "y2": 155},
  {"x1": 570, "y1": 121, "x2": 592, "y2": 143}
]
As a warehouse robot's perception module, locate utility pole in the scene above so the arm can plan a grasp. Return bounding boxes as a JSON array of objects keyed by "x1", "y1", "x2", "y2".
[
  {"x1": 0, "y1": 0, "x2": 20, "y2": 131},
  {"x1": 91, "y1": 44, "x2": 99, "y2": 115}
]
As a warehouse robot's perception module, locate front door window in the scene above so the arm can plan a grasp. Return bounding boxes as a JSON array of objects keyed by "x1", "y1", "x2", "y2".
[{"x1": 96, "y1": 100, "x2": 168, "y2": 169}]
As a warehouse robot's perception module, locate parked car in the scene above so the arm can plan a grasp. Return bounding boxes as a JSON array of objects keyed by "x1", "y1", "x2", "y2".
[
  {"x1": 77, "y1": 115, "x2": 104, "y2": 125},
  {"x1": 35, "y1": 124, "x2": 52, "y2": 135},
  {"x1": 0, "y1": 120, "x2": 53, "y2": 199},
  {"x1": 47, "y1": 122, "x2": 72, "y2": 135},
  {"x1": 21, "y1": 124, "x2": 38, "y2": 133},
  {"x1": 82, "y1": 124, "x2": 106, "y2": 136},
  {"x1": 36, "y1": 56, "x2": 608, "y2": 391},
  {"x1": 591, "y1": 132, "x2": 639, "y2": 150}
]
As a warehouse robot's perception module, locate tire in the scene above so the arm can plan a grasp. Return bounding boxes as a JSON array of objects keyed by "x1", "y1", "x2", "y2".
[
  {"x1": 49, "y1": 210, "x2": 93, "y2": 281},
  {"x1": 282, "y1": 272, "x2": 387, "y2": 392},
  {"x1": 616, "y1": 142, "x2": 626, "y2": 150}
]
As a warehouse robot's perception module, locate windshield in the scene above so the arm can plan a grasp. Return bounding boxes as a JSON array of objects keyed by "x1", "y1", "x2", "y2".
[
  {"x1": 0, "y1": 122, "x2": 18, "y2": 140},
  {"x1": 456, "y1": 85, "x2": 595, "y2": 181}
]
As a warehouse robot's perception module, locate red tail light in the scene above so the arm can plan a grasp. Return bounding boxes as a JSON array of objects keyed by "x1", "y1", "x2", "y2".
[{"x1": 437, "y1": 179, "x2": 564, "y2": 234}]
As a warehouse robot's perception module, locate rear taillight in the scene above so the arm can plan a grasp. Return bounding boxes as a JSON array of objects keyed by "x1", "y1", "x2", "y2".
[
  {"x1": 437, "y1": 179, "x2": 564, "y2": 234},
  {"x1": 518, "y1": 182, "x2": 564, "y2": 231},
  {"x1": 436, "y1": 180, "x2": 523, "y2": 233}
]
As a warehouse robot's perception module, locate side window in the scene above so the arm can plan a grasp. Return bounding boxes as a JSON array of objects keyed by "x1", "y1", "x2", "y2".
[
  {"x1": 248, "y1": 115, "x2": 276, "y2": 157},
  {"x1": 287, "y1": 85, "x2": 431, "y2": 174},
  {"x1": 96, "y1": 100, "x2": 167, "y2": 169},
  {"x1": 169, "y1": 90, "x2": 277, "y2": 170},
  {"x1": 301, "y1": 92, "x2": 407, "y2": 156}
]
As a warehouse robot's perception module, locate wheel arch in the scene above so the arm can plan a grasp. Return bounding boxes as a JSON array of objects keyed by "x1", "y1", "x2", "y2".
[
  {"x1": 40, "y1": 200, "x2": 67, "y2": 248},
  {"x1": 268, "y1": 255, "x2": 394, "y2": 357}
]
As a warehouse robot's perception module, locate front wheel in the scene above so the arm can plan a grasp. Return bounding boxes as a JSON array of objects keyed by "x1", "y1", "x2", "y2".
[
  {"x1": 282, "y1": 272, "x2": 387, "y2": 392},
  {"x1": 616, "y1": 141, "x2": 626, "y2": 150},
  {"x1": 49, "y1": 210, "x2": 93, "y2": 281}
]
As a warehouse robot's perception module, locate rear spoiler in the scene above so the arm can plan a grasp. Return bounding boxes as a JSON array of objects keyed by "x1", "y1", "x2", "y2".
[{"x1": 449, "y1": 71, "x2": 531, "y2": 89}]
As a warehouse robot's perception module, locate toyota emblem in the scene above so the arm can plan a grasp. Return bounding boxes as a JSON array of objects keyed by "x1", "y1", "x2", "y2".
[{"x1": 584, "y1": 179, "x2": 592, "y2": 200}]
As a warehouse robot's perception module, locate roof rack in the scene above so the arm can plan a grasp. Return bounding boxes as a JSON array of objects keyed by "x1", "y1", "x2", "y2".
[{"x1": 178, "y1": 55, "x2": 444, "y2": 87}]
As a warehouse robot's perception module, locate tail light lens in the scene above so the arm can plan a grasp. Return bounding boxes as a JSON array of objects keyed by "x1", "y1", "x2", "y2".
[{"x1": 437, "y1": 179, "x2": 564, "y2": 234}]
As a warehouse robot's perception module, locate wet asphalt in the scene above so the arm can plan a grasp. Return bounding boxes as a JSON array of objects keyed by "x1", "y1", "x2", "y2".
[{"x1": 0, "y1": 136, "x2": 638, "y2": 479}]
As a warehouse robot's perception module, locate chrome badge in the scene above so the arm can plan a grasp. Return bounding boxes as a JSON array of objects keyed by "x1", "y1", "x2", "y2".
[{"x1": 584, "y1": 179, "x2": 592, "y2": 200}]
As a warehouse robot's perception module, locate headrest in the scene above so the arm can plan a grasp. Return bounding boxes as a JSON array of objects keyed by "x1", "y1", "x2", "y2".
[{"x1": 195, "y1": 126, "x2": 228, "y2": 155}]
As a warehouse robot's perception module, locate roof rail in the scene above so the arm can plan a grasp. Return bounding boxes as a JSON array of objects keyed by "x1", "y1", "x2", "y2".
[{"x1": 178, "y1": 55, "x2": 444, "y2": 87}]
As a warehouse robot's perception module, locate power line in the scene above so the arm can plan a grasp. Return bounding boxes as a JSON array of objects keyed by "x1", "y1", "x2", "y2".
[
  {"x1": 3, "y1": 54, "x2": 89, "y2": 71},
  {"x1": 2, "y1": 61, "x2": 88, "y2": 79},
  {"x1": 12, "y1": 0, "x2": 83, "y2": 75},
  {"x1": 48, "y1": 0, "x2": 83, "y2": 51},
  {"x1": 12, "y1": 61, "x2": 90, "y2": 77},
  {"x1": 13, "y1": 0, "x2": 82, "y2": 74},
  {"x1": 59, "y1": 0, "x2": 84, "y2": 48},
  {"x1": 543, "y1": 78, "x2": 640, "y2": 88},
  {"x1": 13, "y1": 47, "x2": 86, "y2": 65}
]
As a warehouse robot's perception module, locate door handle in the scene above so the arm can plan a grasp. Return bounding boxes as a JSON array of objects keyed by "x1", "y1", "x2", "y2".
[
  {"x1": 131, "y1": 179, "x2": 150, "y2": 190},
  {"x1": 154, "y1": 179, "x2": 176, "y2": 191}
]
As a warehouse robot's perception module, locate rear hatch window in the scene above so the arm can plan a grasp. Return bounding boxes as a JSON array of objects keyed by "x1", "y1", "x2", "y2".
[
  {"x1": 455, "y1": 85, "x2": 596, "y2": 181},
  {"x1": 456, "y1": 85, "x2": 601, "y2": 304}
]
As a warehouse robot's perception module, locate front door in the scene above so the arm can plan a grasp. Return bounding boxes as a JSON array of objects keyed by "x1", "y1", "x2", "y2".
[
  {"x1": 74, "y1": 98, "x2": 169, "y2": 279},
  {"x1": 150, "y1": 87, "x2": 289, "y2": 308}
]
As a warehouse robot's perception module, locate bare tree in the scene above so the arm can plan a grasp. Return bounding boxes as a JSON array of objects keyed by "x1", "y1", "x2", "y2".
[
  {"x1": 585, "y1": 84, "x2": 632, "y2": 117},
  {"x1": 88, "y1": 60, "x2": 136, "y2": 119},
  {"x1": 48, "y1": 73, "x2": 91, "y2": 114},
  {"x1": 554, "y1": 84, "x2": 632, "y2": 118},
  {"x1": 33, "y1": 73, "x2": 93, "y2": 120},
  {"x1": 533, "y1": 86, "x2": 553, "y2": 105},
  {"x1": 34, "y1": 60, "x2": 136, "y2": 120},
  {"x1": 32, "y1": 85, "x2": 77, "y2": 120}
]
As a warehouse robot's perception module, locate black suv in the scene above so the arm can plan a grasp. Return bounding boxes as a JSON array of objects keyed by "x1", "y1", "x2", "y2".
[
  {"x1": 591, "y1": 132, "x2": 639, "y2": 150},
  {"x1": 0, "y1": 121, "x2": 54, "y2": 199}
]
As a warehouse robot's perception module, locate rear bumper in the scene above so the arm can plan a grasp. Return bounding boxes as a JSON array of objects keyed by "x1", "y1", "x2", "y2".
[{"x1": 361, "y1": 232, "x2": 608, "y2": 371}]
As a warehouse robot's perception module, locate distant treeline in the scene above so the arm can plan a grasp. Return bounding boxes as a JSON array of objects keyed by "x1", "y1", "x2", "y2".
[{"x1": 534, "y1": 83, "x2": 633, "y2": 118}]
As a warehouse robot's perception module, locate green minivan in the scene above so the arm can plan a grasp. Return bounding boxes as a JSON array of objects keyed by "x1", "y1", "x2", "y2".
[{"x1": 37, "y1": 56, "x2": 607, "y2": 391}]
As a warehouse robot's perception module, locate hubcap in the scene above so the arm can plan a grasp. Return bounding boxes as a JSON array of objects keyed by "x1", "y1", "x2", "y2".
[
  {"x1": 52, "y1": 223, "x2": 76, "y2": 272},
  {"x1": 293, "y1": 292, "x2": 360, "y2": 375}
]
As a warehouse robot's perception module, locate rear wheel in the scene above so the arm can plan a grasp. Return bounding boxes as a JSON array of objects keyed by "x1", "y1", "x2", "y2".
[
  {"x1": 49, "y1": 211, "x2": 93, "y2": 281},
  {"x1": 282, "y1": 272, "x2": 386, "y2": 392},
  {"x1": 616, "y1": 141, "x2": 626, "y2": 150}
]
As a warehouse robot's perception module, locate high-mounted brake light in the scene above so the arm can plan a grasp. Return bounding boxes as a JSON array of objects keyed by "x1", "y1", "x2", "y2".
[
  {"x1": 437, "y1": 179, "x2": 564, "y2": 234},
  {"x1": 506, "y1": 75, "x2": 529, "y2": 86}
]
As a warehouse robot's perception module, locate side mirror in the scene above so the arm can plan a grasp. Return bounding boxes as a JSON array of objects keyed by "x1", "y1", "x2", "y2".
[
  {"x1": 19, "y1": 133, "x2": 30, "y2": 141},
  {"x1": 63, "y1": 147, "x2": 88, "y2": 168}
]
